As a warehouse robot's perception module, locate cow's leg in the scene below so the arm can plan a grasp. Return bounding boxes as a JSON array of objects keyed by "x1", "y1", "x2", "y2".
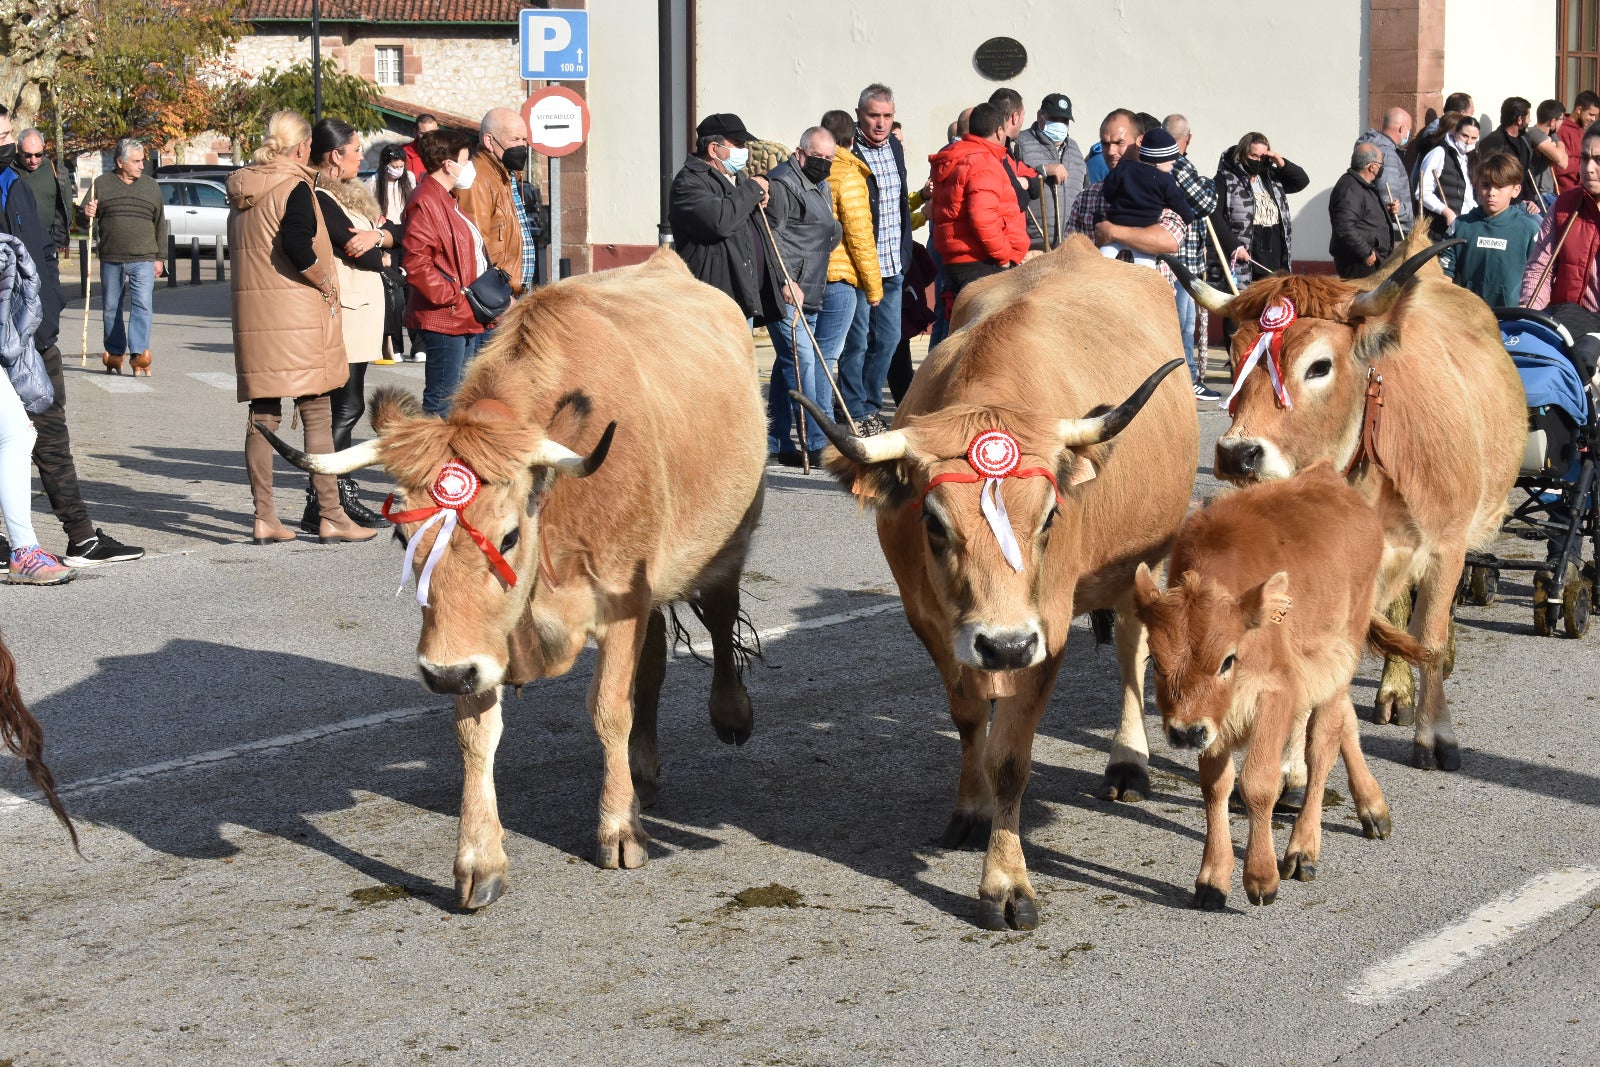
[
  {"x1": 1100, "y1": 595, "x2": 1152, "y2": 802},
  {"x1": 454, "y1": 686, "x2": 509, "y2": 909},
  {"x1": 590, "y1": 611, "x2": 651, "y2": 869},
  {"x1": 1239, "y1": 695, "x2": 1293, "y2": 906},
  {"x1": 1374, "y1": 593, "x2": 1417, "y2": 726},
  {"x1": 1340, "y1": 693, "x2": 1391, "y2": 840},
  {"x1": 629, "y1": 607, "x2": 667, "y2": 809},
  {"x1": 941, "y1": 682, "x2": 995, "y2": 849},
  {"x1": 1194, "y1": 748, "x2": 1236, "y2": 910},
  {"x1": 976, "y1": 674, "x2": 1057, "y2": 931},
  {"x1": 1410, "y1": 551, "x2": 1464, "y2": 771},
  {"x1": 698, "y1": 580, "x2": 754, "y2": 746},
  {"x1": 1281, "y1": 699, "x2": 1344, "y2": 882}
]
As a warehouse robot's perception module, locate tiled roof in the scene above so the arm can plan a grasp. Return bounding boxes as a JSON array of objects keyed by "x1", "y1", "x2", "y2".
[
  {"x1": 373, "y1": 95, "x2": 477, "y2": 131},
  {"x1": 247, "y1": 0, "x2": 526, "y2": 23}
]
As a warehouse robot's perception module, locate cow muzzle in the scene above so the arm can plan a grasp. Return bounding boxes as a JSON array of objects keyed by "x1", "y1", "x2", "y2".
[
  {"x1": 418, "y1": 655, "x2": 504, "y2": 695},
  {"x1": 1215, "y1": 437, "x2": 1292, "y2": 483},
  {"x1": 1166, "y1": 722, "x2": 1214, "y2": 750},
  {"x1": 957, "y1": 621, "x2": 1045, "y2": 671}
]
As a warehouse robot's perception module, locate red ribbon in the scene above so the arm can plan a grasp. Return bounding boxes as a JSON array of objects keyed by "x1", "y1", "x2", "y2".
[
  {"x1": 918, "y1": 466, "x2": 1064, "y2": 508},
  {"x1": 381, "y1": 490, "x2": 518, "y2": 589}
]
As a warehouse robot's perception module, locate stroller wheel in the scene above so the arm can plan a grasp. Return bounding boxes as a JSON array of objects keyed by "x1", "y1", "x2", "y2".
[
  {"x1": 1533, "y1": 571, "x2": 1559, "y2": 637},
  {"x1": 1563, "y1": 579, "x2": 1592, "y2": 639},
  {"x1": 1466, "y1": 565, "x2": 1498, "y2": 607}
]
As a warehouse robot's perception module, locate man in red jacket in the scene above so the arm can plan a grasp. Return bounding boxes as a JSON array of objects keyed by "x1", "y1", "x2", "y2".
[{"x1": 929, "y1": 102, "x2": 1031, "y2": 302}]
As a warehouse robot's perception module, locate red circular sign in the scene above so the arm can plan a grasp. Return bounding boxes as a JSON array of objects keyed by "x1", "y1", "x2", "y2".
[
  {"x1": 968, "y1": 431, "x2": 1021, "y2": 478},
  {"x1": 431, "y1": 460, "x2": 481, "y2": 509},
  {"x1": 522, "y1": 86, "x2": 590, "y2": 158}
]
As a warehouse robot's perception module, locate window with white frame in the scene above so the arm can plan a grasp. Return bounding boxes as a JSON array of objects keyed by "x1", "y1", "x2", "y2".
[{"x1": 375, "y1": 46, "x2": 403, "y2": 87}]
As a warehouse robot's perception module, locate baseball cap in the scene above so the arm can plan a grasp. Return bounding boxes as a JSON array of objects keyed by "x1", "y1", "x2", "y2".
[
  {"x1": 696, "y1": 113, "x2": 757, "y2": 145},
  {"x1": 1040, "y1": 94, "x2": 1074, "y2": 123}
]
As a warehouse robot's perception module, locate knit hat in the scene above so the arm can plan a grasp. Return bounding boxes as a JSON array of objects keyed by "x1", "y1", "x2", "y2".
[
  {"x1": 1139, "y1": 127, "x2": 1180, "y2": 162},
  {"x1": 1040, "y1": 93, "x2": 1073, "y2": 123}
]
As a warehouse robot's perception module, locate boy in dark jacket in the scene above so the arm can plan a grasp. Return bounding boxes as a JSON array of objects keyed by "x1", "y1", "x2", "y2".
[
  {"x1": 1443, "y1": 151, "x2": 1541, "y2": 307},
  {"x1": 1098, "y1": 128, "x2": 1197, "y2": 228}
]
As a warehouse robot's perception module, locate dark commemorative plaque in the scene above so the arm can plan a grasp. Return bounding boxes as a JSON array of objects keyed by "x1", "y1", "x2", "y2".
[{"x1": 973, "y1": 37, "x2": 1028, "y2": 81}]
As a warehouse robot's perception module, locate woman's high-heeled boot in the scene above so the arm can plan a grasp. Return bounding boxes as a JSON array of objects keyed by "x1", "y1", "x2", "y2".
[
  {"x1": 301, "y1": 396, "x2": 378, "y2": 544},
  {"x1": 130, "y1": 350, "x2": 153, "y2": 376},
  {"x1": 247, "y1": 414, "x2": 295, "y2": 544},
  {"x1": 338, "y1": 477, "x2": 385, "y2": 528},
  {"x1": 103, "y1": 352, "x2": 124, "y2": 375}
]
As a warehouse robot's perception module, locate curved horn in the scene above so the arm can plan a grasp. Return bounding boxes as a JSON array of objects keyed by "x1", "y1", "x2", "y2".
[
  {"x1": 1158, "y1": 254, "x2": 1234, "y2": 314},
  {"x1": 790, "y1": 391, "x2": 909, "y2": 464},
  {"x1": 528, "y1": 420, "x2": 616, "y2": 477},
  {"x1": 1057, "y1": 358, "x2": 1187, "y2": 447},
  {"x1": 252, "y1": 423, "x2": 382, "y2": 475},
  {"x1": 1347, "y1": 238, "x2": 1464, "y2": 319}
]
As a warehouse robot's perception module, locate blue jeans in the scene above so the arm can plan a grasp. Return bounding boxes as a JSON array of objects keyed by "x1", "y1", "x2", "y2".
[
  {"x1": 841, "y1": 273, "x2": 903, "y2": 420},
  {"x1": 420, "y1": 330, "x2": 485, "y2": 417},
  {"x1": 101, "y1": 261, "x2": 155, "y2": 355},
  {"x1": 815, "y1": 280, "x2": 870, "y2": 400},
  {"x1": 1173, "y1": 283, "x2": 1198, "y2": 381},
  {"x1": 767, "y1": 305, "x2": 828, "y2": 454}
]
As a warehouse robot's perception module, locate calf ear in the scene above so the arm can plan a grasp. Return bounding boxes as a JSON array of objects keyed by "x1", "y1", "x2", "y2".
[
  {"x1": 1133, "y1": 562, "x2": 1162, "y2": 608},
  {"x1": 370, "y1": 386, "x2": 424, "y2": 433},
  {"x1": 1241, "y1": 571, "x2": 1293, "y2": 628}
]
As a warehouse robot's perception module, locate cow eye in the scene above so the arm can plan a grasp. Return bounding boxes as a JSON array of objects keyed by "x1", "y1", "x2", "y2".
[
  {"x1": 1305, "y1": 359, "x2": 1333, "y2": 380},
  {"x1": 922, "y1": 510, "x2": 948, "y2": 542},
  {"x1": 1219, "y1": 654, "x2": 1236, "y2": 676},
  {"x1": 499, "y1": 528, "x2": 520, "y2": 553},
  {"x1": 1041, "y1": 505, "x2": 1058, "y2": 534}
]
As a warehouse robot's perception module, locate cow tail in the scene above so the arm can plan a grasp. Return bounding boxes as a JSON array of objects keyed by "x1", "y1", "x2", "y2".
[
  {"x1": 1366, "y1": 614, "x2": 1435, "y2": 666},
  {"x1": 0, "y1": 629, "x2": 80, "y2": 855},
  {"x1": 1090, "y1": 609, "x2": 1115, "y2": 646}
]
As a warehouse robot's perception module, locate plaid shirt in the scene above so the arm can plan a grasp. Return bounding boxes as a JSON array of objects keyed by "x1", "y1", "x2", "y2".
[
  {"x1": 1170, "y1": 155, "x2": 1218, "y2": 274},
  {"x1": 1066, "y1": 180, "x2": 1187, "y2": 283},
  {"x1": 510, "y1": 180, "x2": 538, "y2": 290},
  {"x1": 854, "y1": 129, "x2": 904, "y2": 277}
]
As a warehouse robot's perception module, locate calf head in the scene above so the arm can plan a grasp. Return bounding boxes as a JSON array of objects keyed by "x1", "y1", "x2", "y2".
[
  {"x1": 254, "y1": 382, "x2": 613, "y2": 696},
  {"x1": 1132, "y1": 563, "x2": 1293, "y2": 753},
  {"x1": 792, "y1": 360, "x2": 1183, "y2": 673},
  {"x1": 1164, "y1": 240, "x2": 1460, "y2": 484}
]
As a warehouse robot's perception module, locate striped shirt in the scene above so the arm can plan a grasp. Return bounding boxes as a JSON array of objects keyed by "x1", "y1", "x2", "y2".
[
  {"x1": 1066, "y1": 180, "x2": 1187, "y2": 284},
  {"x1": 509, "y1": 180, "x2": 538, "y2": 290},
  {"x1": 854, "y1": 129, "x2": 904, "y2": 278},
  {"x1": 1170, "y1": 155, "x2": 1218, "y2": 275}
]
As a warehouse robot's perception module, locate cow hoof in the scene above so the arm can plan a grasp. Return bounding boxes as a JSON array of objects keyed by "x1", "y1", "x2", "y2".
[
  {"x1": 456, "y1": 870, "x2": 507, "y2": 910},
  {"x1": 976, "y1": 891, "x2": 1038, "y2": 931},
  {"x1": 710, "y1": 684, "x2": 754, "y2": 747},
  {"x1": 1280, "y1": 852, "x2": 1317, "y2": 882},
  {"x1": 1193, "y1": 884, "x2": 1228, "y2": 911},
  {"x1": 595, "y1": 831, "x2": 651, "y2": 870},
  {"x1": 1435, "y1": 740, "x2": 1461, "y2": 772},
  {"x1": 1359, "y1": 809, "x2": 1392, "y2": 840},
  {"x1": 1245, "y1": 886, "x2": 1278, "y2": 906},
  {"x1": 939, "y1": 811, "x2": 991, "y2": 850},
  {"x1": 713, "y1": 722, "x2": 752, "y2": 746},
  {"x1": 1274, "y1": 787, "x2": 1306, "y2": 814},
  {"x1": 1411, "y1": 742, "x2": 1437, "y2": 770},
  {"x1": 1374, "y1": 692, "x2": 1415, "y2": 726},
  {"x1": 1098, "y1": 762, "x2": 1150, "y2": 803}
]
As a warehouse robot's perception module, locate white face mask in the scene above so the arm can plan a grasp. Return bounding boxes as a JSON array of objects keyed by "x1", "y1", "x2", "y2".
[
  {"x1": 1041, "y1": 121, "x2": 1069, "y2": 144},
  {"x1": 386, "y1": 163, "x2": 406, "y2": 178},
  {"x1": 722, "y1": 145, "x2": 749, "y2": 174},
  {"x1": 452, "y1": 159, "x2": 477, "y2": 189}
]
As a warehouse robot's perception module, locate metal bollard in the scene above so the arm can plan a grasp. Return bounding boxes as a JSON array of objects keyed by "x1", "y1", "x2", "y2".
[
  {"x1": 190, "y1": 237, "x2": 201, "y2": 286},
  {"x1": 166, "y1": 236, "x2": 178, "y2": 287},
  {"x1": 214, "y1": 241, "x2": 226, "y2": 282},
  {"x1": 79, "y1": 238, "x2": 88, "y2": 292}
]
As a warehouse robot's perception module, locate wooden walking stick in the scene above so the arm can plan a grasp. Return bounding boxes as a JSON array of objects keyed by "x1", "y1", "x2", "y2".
[
  {"x1": 1203, "y1": 217, "x2": 1240, "y2": 296},
  {"x1": 1522, "y1": 198, "x2": 1588, "y2": 308},
  {"x1": 1382, "y1": 181, "x2": 1406, "y2": 245},
  {"x1": 79, "y1": 215, "x2": 94, "y2": 367},
  {"x1": 787, "y1": 308, "x2": 811, "y2": 474}
]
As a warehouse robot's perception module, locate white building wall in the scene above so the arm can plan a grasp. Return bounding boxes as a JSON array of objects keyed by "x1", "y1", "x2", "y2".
[
  {"x1": 587, "y1": 1, "x2": 1366, "y2": 263},
  {"x1": 1443, "y1": 0, "x2": 1559, "y2": 127}
]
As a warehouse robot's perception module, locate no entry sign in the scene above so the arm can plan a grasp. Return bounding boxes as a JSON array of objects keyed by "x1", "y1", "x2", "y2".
[{"x1": 523, "y1": 86, "x2": 590, "y2": 159}]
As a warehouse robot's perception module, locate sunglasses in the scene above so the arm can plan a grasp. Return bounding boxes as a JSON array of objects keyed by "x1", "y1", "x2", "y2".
[{"x1": 19, "y1": 151, "x2": 43, "y2": 159}]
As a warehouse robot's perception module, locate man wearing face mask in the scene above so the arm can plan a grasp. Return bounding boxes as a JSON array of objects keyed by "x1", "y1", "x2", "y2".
[
  {"x1": 1014, "y1": 93, "x2": 1088, "y2": 251},
  {"x1": 1357, "y1": 108, "x2": 1415, "y2": 233},
  {"x1": 668, "y1": 113, "x2": 781, "y2": 325},
  {"x1": 456, "y1": 107, "x2": 531, "y2": 298}
]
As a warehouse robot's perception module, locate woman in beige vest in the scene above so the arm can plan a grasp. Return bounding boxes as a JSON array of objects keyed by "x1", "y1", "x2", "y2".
[
  {"x1": 225, "y1": 110, "x2": 376, "y2": 545},
  {"x1": 310, "y1": 118, "x2": 400, "y2": 529}
]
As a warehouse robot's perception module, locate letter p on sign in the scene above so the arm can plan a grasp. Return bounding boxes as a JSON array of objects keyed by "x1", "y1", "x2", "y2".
[{"x1": 520, "y1": 10, "x2": 589, "y2": 80}]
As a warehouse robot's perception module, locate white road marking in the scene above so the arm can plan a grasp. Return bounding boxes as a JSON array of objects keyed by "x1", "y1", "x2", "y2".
[
  {"x1": 1, "y1": 598, "x2": 904, "y2": 811},
  {"x1": 187, "y1": 371, "x2": 236, "y2": 390},
  {"x1": 80, "y1": 375, "x2": 154, "y2": 394},
  {"x1": 1347, "y1": 866, "x2": 1600, "y2": 1005}
]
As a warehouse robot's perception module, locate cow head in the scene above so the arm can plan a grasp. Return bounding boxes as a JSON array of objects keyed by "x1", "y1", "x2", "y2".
[
  {"x1": 1164, "y1": 240, "x2": 1460, "y2": 484},
  {"x1": 254, "y1": 379, "x2": 613, "y2": 696},
  {"x1": 1132, "y1": 563, "x2": 1292, "y2": 753},
  {"x1": 791, "y1": 359, "x2": 1183, "y2": 673}
]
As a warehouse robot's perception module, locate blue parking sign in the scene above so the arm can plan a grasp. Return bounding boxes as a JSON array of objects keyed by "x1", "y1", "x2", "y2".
[{"x1": 520, "y1": 10, "x2": 589, "y2": 81}]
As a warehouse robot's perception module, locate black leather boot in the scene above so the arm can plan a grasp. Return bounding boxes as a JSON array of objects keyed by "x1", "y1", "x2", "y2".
[
  {"x1": 338, "y1": 477, "x2": 384, "y2": 528},
  {"x1": 299, "y1": 477, "x2": 319, "y2": 534}
]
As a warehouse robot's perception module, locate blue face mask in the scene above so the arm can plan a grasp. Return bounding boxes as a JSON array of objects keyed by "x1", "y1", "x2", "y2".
[
  {"x1": 723, "y1": 145, "x2": 749, "y2": 174},
  {"x1": 1041, "y1": 122, "x2": 1069, "y2": 145}
]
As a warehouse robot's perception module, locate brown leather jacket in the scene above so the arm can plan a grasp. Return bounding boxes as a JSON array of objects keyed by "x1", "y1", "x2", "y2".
[
  {"x1": 453, "y1": 149, "x2": 525, "y2": 293},
  {"x1": 226, "y1": 157, "x2": 347, "y2": 402}
]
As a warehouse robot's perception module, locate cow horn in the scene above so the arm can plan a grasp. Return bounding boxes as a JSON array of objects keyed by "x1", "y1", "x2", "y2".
[
  {"x1": 253, "y1": 423, "x2": 383, "y2": 475},
  {"x1": 1057, "y1": 359, "x2": 1187, "y2": 447},
  {"x1": 790, "y1": 391, "x2": 910, "y2": 463},
  {"x1": 1159, "y1": 254, "x2": 1233, "y2": 314},
  {"x1": 1347, "y1": 238, "x2": 1463, "y2": 318},
  {"x1": 528, "y1": 420, "x2": 616, "y2": 477}
]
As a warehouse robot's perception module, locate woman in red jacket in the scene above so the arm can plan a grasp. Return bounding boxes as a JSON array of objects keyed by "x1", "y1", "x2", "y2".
[
  {"x1": 929, "y1": 103, "x2": 1032, "y2": 300},
  {"x1": 402, "y1": 128, "x2": 488, "y2": 416}
]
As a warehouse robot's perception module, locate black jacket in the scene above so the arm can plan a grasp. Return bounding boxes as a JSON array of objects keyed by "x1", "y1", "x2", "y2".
[
  {"x1": 1328, "y1": 170, "x2": 1395, "y2": 279},
  {"x1": 0, "y1": 171, "x2": 63, "y2": 352},
  {"x1": 668, "y1": 154, "x2": 781, "y2": 322}
]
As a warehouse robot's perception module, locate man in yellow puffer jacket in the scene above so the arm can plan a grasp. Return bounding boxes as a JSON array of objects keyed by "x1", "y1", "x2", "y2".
[{"x1": 815, "y1": 110, "x2": 882, "y2": 413}]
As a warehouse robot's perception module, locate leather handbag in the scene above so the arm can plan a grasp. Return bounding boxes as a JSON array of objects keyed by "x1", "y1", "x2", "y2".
[{"x1": 444, "y1": 266, "x2": 513, "y2": 325}]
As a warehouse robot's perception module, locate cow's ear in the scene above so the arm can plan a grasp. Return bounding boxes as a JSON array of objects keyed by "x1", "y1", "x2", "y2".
[
  {"x1": 1350, "y1": 319, "x2": 1400, "y2": 366},
  {"x1": 822, "y1": 451, "x2": 914, "y2": 510},
  {"x1": 370, "y1": 385, "x2": 424, "y2": 432},
  {"x1": 1059, "y1": 442, "x2": 1112, "y2": 494},
  {"x1": 1133, "y1": 562, "x2": 1162, "y2": 608},
  {"x1": 1241, "y1": 571, "x2": 1293, "y2": 628}
]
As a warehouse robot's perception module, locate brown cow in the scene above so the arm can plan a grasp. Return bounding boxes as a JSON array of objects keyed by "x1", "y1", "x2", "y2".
[
  {"x1": 259, "y1": 248, "x2": 766, "y2": 908},
  {"x1": 1133, "y1": 464, "x2": 1430, "y2": 909},
  {"x1": 1167, "y1": 238, "x2": 1525, "y2": 772},
  {"x1": 796, "y1": 236, "x2": 1197, "y2": 930}
]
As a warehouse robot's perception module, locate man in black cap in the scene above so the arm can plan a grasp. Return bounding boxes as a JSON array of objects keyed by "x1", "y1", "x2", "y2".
[
  {"x1": 667, "y1": 113, "x2": 782, "y2": 325},
  {"x1": 1014, "y1": 93, "x2": 1089, "y2": 250}
]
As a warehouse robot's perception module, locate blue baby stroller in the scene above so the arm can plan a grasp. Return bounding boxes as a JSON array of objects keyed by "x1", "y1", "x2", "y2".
[{"x1": 1461, "y1": 307, "x2": 1599, "y2": 637}]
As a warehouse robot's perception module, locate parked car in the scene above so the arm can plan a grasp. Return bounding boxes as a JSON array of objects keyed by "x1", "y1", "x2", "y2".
[{"x1": 157, "y1": 177, "x2": 230, "y2": 251}]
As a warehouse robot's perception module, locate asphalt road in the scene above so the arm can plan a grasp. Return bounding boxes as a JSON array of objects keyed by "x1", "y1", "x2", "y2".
[{"x1": 2, "y1": 280, "x2": 1598, "y2": 1066}]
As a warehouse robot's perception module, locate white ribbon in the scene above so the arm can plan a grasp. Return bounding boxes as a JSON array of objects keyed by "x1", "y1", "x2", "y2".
[
  {"x1": 1224, "y1": 331, "x2": 1292, "y2": 412},
  {"x1": 980, "y1": 478, "x2": 1025, "y2": 572},
  {"x1": 397, "y1": 509, "x2": 457, "y2": 608}
]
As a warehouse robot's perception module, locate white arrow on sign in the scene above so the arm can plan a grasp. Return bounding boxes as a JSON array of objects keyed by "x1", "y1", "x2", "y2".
[{"x1": 528, "y1": 97, "x2": 585, "y2": 150}]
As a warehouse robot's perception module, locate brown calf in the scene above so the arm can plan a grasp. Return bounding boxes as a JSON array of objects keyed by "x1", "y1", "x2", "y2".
[{"x1": 1133, "y1": 464, "x2": 1428, "y2": 909}]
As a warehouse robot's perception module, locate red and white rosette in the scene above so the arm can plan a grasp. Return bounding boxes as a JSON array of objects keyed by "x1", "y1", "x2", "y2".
[
  {"x1": 1227, "y1": 298, "x2": 1298, "y2": 413},
  {"x1": 968, "y1": 430, "x2": 1022, "y2": 479},
  {"x1": 430, "y1": 460, "x2": 481, "y2": 509},
  {"x1": 381, "y1": 458, "x2": 517, "y2": 608}
]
